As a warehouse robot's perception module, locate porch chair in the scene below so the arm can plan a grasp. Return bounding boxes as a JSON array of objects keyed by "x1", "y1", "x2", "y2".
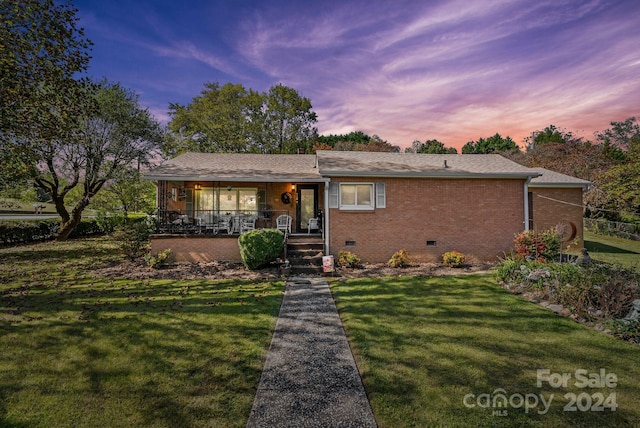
[
  {"x1": 276, "y1": 214, "x2": 292, "y2": 235},
  {"x1": 213, "y1": 216, "x2": 232, "y2": 235},
  {"x1": 240, "y1": 216, "x2": 257, "y2": 234},
  {"x1": 307, "y1": 218, "x2": 319, "y2": 234}
]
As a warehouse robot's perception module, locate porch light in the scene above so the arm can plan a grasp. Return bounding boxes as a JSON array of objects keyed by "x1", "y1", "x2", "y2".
[
  {"x1": 194, "y1": 183, "x2": 201, "y2": 191},
  {"x1": 227, "y1": 185, "x2": 232, "y2": 191},
  {"x1": 291, "y1": 184, "x2": 296, "y2": 191}
]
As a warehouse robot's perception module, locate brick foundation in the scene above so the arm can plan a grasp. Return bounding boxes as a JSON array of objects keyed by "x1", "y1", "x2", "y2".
[{"x1": 150, "y1": 235, "x2": 242, "y2": 263}]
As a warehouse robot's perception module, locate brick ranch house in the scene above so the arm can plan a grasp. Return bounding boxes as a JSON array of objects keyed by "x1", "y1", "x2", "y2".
[{"x1": 144, "y1": 151, "x2": 590, "y2": 264}]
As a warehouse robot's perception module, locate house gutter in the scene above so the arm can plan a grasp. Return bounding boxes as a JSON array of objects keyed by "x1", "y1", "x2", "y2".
[{"x1": 524, "y1": 177, "x2": 532, "y2": 231}]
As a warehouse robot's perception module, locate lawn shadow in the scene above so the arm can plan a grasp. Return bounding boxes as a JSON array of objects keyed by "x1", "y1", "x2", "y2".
[{"x1": 585, "y1": 240, "x2": 640, "y2": 254}]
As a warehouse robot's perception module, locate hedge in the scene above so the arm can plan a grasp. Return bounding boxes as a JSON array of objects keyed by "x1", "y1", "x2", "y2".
[{"x1": 0, "y1": 217, "x2": 124, "y2": 246}]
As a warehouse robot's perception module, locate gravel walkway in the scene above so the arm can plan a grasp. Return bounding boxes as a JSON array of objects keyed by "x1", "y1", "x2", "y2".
[{"x1": 246, "y1": 277, "x2": 377, "y2": 428}]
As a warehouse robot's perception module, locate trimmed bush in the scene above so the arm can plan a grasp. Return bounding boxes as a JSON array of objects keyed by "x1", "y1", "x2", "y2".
[
  {"x1": 0, "y1": 217, "x2": 121, "y2": 245},
  {"x1": 146, "y1": 249, "x2": 173, "y2": 269},
  {"x1": 388, "y1": 249, "x2": 409, "y2": 268},
  {"x1": 238, "y1": 228, "x2": 284, "y2": 270},
  {"x1": 115, "y1": 221, "x2": 155, "y2": 260},
  {"x1": 338, "y1": 251, "x2": 362, "y2": 269},
  {"x1": 442, "y1": 250, "x2": 465, "y2": 267},
  {"x1": 513, "y1": 228, "x2": 561, "y2": 262}
]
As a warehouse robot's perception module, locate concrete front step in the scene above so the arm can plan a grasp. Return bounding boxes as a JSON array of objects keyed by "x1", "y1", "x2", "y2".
[
  {"x1": 291, "y1": 265, "x2": 324, "y2": 275},
  {"x1": 289, "y1": 255, "x2": 323, "y2": 266},
  {"x1": 286, "y1": 236, "x2": 325, "y2": 275}
]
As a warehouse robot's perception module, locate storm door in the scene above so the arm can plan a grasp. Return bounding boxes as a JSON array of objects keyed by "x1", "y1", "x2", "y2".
[{"x1": 296, "y1": 184, "x2": 318, "y2": 233}]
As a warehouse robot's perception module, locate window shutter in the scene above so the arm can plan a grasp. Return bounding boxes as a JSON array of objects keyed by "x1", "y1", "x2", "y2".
[
  {"x1": 329, "y1": 182, "x2": 339, "y2": 208},
  {"x1": 376, "y1": 182, "x2": 386, "y2": 208}
]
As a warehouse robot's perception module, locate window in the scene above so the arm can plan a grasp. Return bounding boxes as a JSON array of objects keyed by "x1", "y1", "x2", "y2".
[
  {"x1": 195, "y1": 187, "x2": 257, "y2": 213},
  {"x1": 339, "y1": 183, "x2": 374, "y2": 210}
]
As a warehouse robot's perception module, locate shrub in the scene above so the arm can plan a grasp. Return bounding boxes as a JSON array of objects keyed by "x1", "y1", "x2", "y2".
[
  {"x1": 497, "y1": 257, "x2": 639, "y2": 320},
  {"x1": 388, "y1": 249, "x2": 409, "y2": 268},
  {"x1": 238, "y1": 228, "x2": 284, "y2": 270},
  {"x1": 0, "y1": 217, "x2": 117, "y2": 245},
  {"x1": 115, "y1": 221, "x2": 155, "y2": 260},
  {"x1": 95, "y1": 210, "x2": 127, "y2": 235},
  {"x1": 513, "y1": 228, "x2": 560, "y2": 262},
  {"x1": 610, "y1": 319, "x2": 640, "y2": 344},
  {"x1": 442, "y1": 250, "x2": 465, "y2": 267},
  {"x1": 145, "y1": 249, "x2": 173, "y2": 269},
  {"x1": 338, "y1": 251, "x2": 362, "y2": 269}
]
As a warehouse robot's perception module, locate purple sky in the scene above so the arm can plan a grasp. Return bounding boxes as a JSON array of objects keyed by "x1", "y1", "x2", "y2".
[{"x1": 75, "y1": 0, "x2": 640, "y2": 150}]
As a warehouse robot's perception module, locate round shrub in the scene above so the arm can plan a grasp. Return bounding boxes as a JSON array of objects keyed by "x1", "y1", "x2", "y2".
[
  {"x1": 442, "y1": 250, "x2": 465, "y2": 267},
  {"x1": 513, "y1": 228, "x2": 560, "y2": 262},
  {"x1": 388, "y1": 249, "x2": 409, "y2": 268},
  {"x1": 338, "y1": 251, "x2": 362, "y2": 269},
  {"x1": 238, "y1": 228, "x2": 284, "y2": 270}
]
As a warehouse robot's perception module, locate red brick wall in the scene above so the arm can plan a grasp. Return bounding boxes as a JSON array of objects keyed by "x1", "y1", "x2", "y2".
[
  {"x1": 328, "y1": 177, "x2": 527, "y2": 263},
  {"x1": 530, "y1": 187, "x2": 585, "y2": 249},
  {"x1": 151, "y1": 235, "x2": 242, "y2": 263}
]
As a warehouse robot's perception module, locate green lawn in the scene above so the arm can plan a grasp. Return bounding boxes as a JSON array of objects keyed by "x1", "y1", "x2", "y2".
[
  {"x1": 0, "y1": 238, "x2": 284, "y2": 427},
  {"x1": 584, "y1": 231, "x2": 640, "y2": 269},
  {"x1": 331, "y1": 275, "x2": 640, "y2": 428}
]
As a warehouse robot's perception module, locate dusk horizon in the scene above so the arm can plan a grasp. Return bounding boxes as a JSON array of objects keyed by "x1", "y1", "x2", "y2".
[{"x1": 75, "y1": 0, "x2": 640, "y2": 150}]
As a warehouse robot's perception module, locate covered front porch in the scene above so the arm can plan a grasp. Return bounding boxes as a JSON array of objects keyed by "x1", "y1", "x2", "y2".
[
  {"x1": 143, "y1": 152, "x2": 329, "y2": 262},
  {"x1": 149, "y1": 180, "x2": 327, "y2": 263},
  {"x1": 154, "y1": 180, "x2": 325, "y2": 235}
]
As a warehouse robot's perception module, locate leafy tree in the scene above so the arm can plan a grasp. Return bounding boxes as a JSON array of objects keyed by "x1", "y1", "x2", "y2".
[
  {"x1": 505, "y1": 122, "x2": 631, "y2": 220},
  {"x1": 599, "y1": 136, "x2": 640, "y2": 218},
  {"x1": 461, "y1": 133, "x2": 518, "y2": 154},
  {"x1": 596, "y1": 120, "x2": 640, "y2": 218},
  {"x1": 1, "y1": 0, "x2": 92, "y2": 185},
  {"x1": 13, "y1": 81, "x2": 164, "y2": 240},
  {"x1": 314, "y1": 131, "x2": 399, "y2": 152},
  {"x1": 524, "y1": 125, "x2": 573, "y2": 149},
  {"x1": 406, "y1": 139, "x2": 457, "y2": 154},
  {"x1": 595, "y1": 117, "x2": 640, "y2": 150},
  {"x1": 166, "y1": 82, "x2": 263, "y2": 155},
  {"x1": 90, "y1": 168, "x2": 156, "y2": 216},
  {"x1": 166, "y1": 82, "x2": 317, "y2": 155},
  {"x1": 263, "y1": 84, "x2": 318, "y2": 153}
]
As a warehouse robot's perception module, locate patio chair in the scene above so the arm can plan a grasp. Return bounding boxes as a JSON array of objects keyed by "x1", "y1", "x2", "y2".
[
  {"x1": 276, "y1": 214, "x2": 292, "y2": 235},
  {"x1": 307, "y1": 217, "x2": 319, "y2": 234},
  {"x1": 213, "y1": 216, "x2": 232, "y2": 235},
  {"x1": 240, "y1": 216, "x2": 257, "y2": 234}
]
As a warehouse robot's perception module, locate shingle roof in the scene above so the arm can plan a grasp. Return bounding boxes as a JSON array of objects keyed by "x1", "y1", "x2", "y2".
[
  {"x1": 144, "y1": 152, "x2": 324, "y2": 182},
  {"x1": 315, "y1": 151, "x2": 540, "y2": 178},
  {"x1": 528, "y1": 168, "x2": 591, "y2": 188},
  {"x1": 144, "y1": 151, "x2": 588, "y2": 187}
]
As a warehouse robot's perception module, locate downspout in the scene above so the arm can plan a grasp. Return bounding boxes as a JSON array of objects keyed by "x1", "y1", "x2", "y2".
[
  {"x1": 524, "y1": 177, "x2": 532, "y2": 231},
  {"x1": 324, "y1": 180, "x2": 330, "y2": 255}
]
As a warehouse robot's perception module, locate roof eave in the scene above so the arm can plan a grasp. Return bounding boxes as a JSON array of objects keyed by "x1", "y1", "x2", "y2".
[
  {"x1": 529, "y1": 182, "x2": 591, "y2": 189},
  {"x1": 142, "y1": 174, "x2": 329, "y2": 183},
  {"x1": 319, "y1": 171, "x2": 540, "y2": 179}
]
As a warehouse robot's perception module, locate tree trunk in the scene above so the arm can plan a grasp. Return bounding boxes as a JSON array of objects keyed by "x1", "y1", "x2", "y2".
[
  {"x1": 56, "y1": 212, "x2": 83, "y2": 241},
  {"x1": 55, "y1": 198, "x2": 90, "y2": 241}
]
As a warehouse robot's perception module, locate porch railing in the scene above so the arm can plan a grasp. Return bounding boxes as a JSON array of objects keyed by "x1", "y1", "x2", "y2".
[{"x1": 153, "y1": 209, "x2": 291, "y2": 235}]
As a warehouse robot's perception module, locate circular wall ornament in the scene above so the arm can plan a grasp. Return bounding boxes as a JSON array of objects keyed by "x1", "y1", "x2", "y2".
[{"x1": 281, "y1": 192, "x2": 292, "y2": 204}]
